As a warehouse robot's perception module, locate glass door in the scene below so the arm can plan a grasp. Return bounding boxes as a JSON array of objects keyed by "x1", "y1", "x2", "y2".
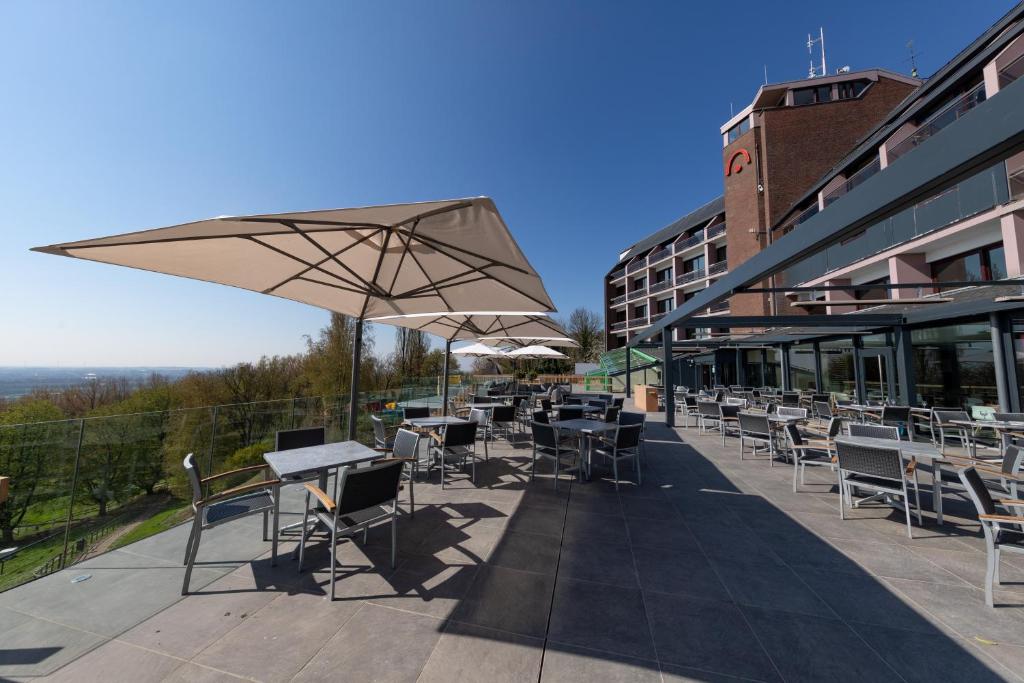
[{"x1": 860, "y1": 348, "x2": 895, "y2": 403}]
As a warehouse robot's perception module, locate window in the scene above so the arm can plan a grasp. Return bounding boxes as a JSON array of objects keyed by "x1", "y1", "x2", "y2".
[
  {"x1": 655, "y1": 267, "x2": 673, "y2": 283},
  {"x1": 931, "y1": 244, "x2": 1006, "y2": 283},
  {"x1": 715, "y1": 245, "x2": 727, "y2": 263},
  {"x1": 656, "y1": 298, "x2": 673, "y2": 313},
  {"x1": 913, "y1": 323, "x2": 998, "y2": 409},
  {"x1": 727, "y1": 117, "x2": 750, "y2": 144},
  {"x1": 633, "y1": 277, "x2": 647, "y2": 290},
  {"x1": 634, "y1": 305, "x2": 647, "y2": 319},
  {"x1": 792, "y1": 84, "x2": 832, "y2": 106},
  {"x1": 855, "y1": 277, "x2": 890, "y2": 301},
  {"x1": 837, "y1": 79, "x2": 868, "y2": 100},
  {"x1": 684, "y1": 255, "x2": 705, "y2": 273}
]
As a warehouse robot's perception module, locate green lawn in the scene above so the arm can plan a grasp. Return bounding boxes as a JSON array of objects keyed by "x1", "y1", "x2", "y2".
[{"x1": 110, "y1": 503, "x2": 190, "y2": 550}]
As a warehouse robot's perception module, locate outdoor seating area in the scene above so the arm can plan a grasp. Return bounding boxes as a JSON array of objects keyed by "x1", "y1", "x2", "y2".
[{"x1": 4, "y1": 406, "x2": 1024, "y2": 681}]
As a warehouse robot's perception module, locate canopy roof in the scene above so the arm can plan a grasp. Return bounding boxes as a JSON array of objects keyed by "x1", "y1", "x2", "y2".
[
  {"x1": 367, "y1": 311, "x2": 573, "y2": 345},
  {"x1": 34, "y1": 197, "x2": 555, "y2": 319},
  {"x1": 504, "y1": 344, "x2": 568, "y2": 359}
]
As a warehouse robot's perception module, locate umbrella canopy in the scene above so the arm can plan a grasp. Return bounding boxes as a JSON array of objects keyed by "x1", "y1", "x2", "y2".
[
  {"x1": 33, "y1": 197, "x2": 555, "y2": 319},
  {"x1": 367, "y1": 311, "x2": 571, "y2": 344},
  {"x1": 450, "y1": 342, "x2": 507, "y2": 357},
  {"x1": 478, "y1": 335, "x2": 578, "y2": 349},
  {"x1": 504, "y1": 344, "x2": 568, "y2": 359}
]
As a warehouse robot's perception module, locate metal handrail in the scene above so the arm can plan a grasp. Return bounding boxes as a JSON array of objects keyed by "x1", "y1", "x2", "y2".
[
  {"x1": 648, "y1": 245, "x2": 673, "y2": 263},
  {"x1": 675, "y1": 233, "x2": 703, "y2": 251},
  {"x1": 610, "y1": 294, "x2": 627, "y2": 306},
  {"x1": 888, "y1": 83, "x2": 985, "y2": 162},
  {"x1": 706, "y1": 224, "x2": 726, "y2": 239},
  {"x1": 627, "y1": 316, "x2": 649, "y2": 328},
  {"x1": 610, "y1": 320, "x2": 627, "y2": 331},
  {"x1": 823, "y1": 158, "x2": 881, "y2": 207},
  {"x1": 609, "y1": 267, "x2": 626, "y2": 280},
  {"x1": 675, "y1": 268, "x2": 706, "y2": 286},
  {"x1": 627, "y1": 288, "x2": 647, "y2": 301},
  {"x1": 708, "y1": 260, "x2": 728, "y2": 275},
  {"x1": 626, "y1": 257, "x2": 648, "y2": 274},
  {"x1": 649, "y1": 280, "x2": 672, "y2": 294}
]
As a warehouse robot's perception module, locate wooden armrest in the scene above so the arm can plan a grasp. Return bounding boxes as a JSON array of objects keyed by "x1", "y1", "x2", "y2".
[
  {"x1": 905, "y1": 459, "x2": 917, "y2": 476},
  {"x1": 303, "y1": 482, "x2": 336, "y2": 512},
  {"x1": 201, "y1": 463, "x2": 269, "y2": 483},
  {"x1": 376, "y1": 457, "x2": 417, "y2": 464},
  {"x1": 201, "y1": 479, "x2": 280, "y2": 506},
  {"x1": 430, "y1": 431, "x2": 444, "y2": 444},
  {"x1": 971, "y1": 464, "x2": 1023, "y2": 481},
  {"x1": 373, "y1": 446, "x2": 393, "y2": 453},
  {"x1": 805, "y1": 439, "x2": 835, "y2": 449},
  {"x1": 997, "y1": 499, "x2": 1024, "y2": 507},
  {"x1": 790, "y1": 443, "x2": 831, "y2": 451},
  {"x1": 979, "y1": 513, "x2": 1024, "y2": 524}
]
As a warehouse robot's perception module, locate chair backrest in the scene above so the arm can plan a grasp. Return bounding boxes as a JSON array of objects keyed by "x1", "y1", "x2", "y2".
[
  {"x1": 782, "y1": 392, "x2": 800, "y2": 407},
  {"x1": 618, "y1": 411, "x2": 644, "y2": 428},
  {"x1": 182, "y1": 453, "x2": 203, "y2": 503},
  {"x1": 848, "y1": 423, "x2": 900, "y2": 440},
  {"x1": 469, "y1": 407, "x2": 489, "y2": 428},
  {"x1": 392, "y1": 428, "x2": 420, "y2": 460},
  {"x1": 403, "y1": 406, "x2": 430, "y2": 420},
  {"x1": 442, "y1": 421, "x2": 477, "y2": 448},
  {"x1": 1001, "y1": 445, "x2": 1024, "y2": 478},
  {"x1": 813, "y1": 401, "x2": 833, "y2": 419},
  {"x1": 598, "y1": 394, "x2": 613, "y2": 402},
  {"x1": 492, "y1": 405, "x2": 516, "y2": 422},
  {"x1": 719, "y1": 404, "x2": 741, "y2": 419},
  {"x1": 275, "y1": 426, "x2": 326, "y2": 452},
  {"x1": 603, "y1": 406, "x2": 621, "y2": 423},
  {"x1": 738, "y1": 412, "x2": 770, "y2": 436},
  {"x1": 588, "y1": 399, "x2": 607, "y2": 408},
  {"x1": 957, "y1": 466, "x2": 997, "y2": 517},
  {"x1": 811, "y1": 394, "x2": 829, "y2": 406},
  {"x1": 511, "y1": 396, "x2": 527, "y2": 408},
  {"x1": 532, "y1": 410, "x2": 550, "y2": 425},
  {"x1": 698, "y1": 401, "x2": 720, "y2": 418},
  {"x1": 532, "y1": 421, "x2": 558, "y2": 449},
  {"x1": 564, "y1": 397, "x2": 583, "y2": 405},
  {"x1": 995, "y1": 412, "x2": 1024, "y2": 422},
  {"x1": 370, "y1": 415, "x2": 388, "y2": 447},
  {"x1": 881, "y1": 406, "x2": 911, "y2": 423},
  {"x1": 784, "y1": 423, "x2": 804, "y2": 446},
  {"x1": 777, "y1": 407, "x2": 807, "y2": 418},
  {"x1": 934, "y1": 409, "x2": 970, "y2": 425},
  {"x1": 613, "y1": 397, "x2": 625, "y2": 408},
  {"x1": 826, "y1": 417, "x2": 842, "y2": 439},
  {"x1": 541, "y1": 399, "x2": 553, "y2": 411},
  {"x1": 713, "y1": 390, "x2": 725, "y2": 402},
  {"x1": 835, "y1": 441, "x2": 904, "y2": 482},
  {"x1": 614, "y1": 423, "x2": 642, "y2": 449},
  {"x1": 336, "y1": 460, "x2": 404, "y2": 516},
  {"x1": 684, "y1": 395, "x2": 698, "y2": 407},
  {"x1": 557, "y1": 406, "x2": 584, "y2": 421}
]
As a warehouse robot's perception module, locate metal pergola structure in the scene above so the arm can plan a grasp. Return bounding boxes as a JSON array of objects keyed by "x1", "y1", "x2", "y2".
[{"x1": 625, "y1": 71, "x2": 1024, "y2": 425}]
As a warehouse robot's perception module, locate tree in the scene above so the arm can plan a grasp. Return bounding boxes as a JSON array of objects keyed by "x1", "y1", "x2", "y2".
[
  {"x1": 393, "y1": 328, "x2": 431, "y2": 380},
  {"x1": 0, "y1": 399, "x2": 65, "y2": 543},
  {"x1": 302, "y1": 313, "x2": 376, "y2": 398},
  {"x1": 563, "y1": 308, "x2": 605, "y2": 363}
]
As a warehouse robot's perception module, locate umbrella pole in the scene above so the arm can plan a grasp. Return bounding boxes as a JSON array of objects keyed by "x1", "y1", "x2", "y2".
[
  {"x1": 348, "y1": 319, "x2": 363, "y2": 441},
  {"x1": 441, "y1": 339, "x2": 451, "y2": 416}
]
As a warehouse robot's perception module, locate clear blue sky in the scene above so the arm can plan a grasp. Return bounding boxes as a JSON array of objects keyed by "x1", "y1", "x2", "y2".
[{"x1": 0, "y1": 0, "x2": 1011, "y2": 366}]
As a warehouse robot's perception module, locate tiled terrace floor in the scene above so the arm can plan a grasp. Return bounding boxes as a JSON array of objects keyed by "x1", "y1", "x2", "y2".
[{"x1": 3, "y1": 414, "x2": 1024, "y2": 681}]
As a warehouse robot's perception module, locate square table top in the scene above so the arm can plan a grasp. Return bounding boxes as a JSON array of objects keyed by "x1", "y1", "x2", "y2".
[
  {"x1": 551, "y1": 419, "x2": 617, "y2": 434},
  {"x1": 952, "y1": 418, "x2": 1024, "y2": 430},
  {"x1": 466, "y1": 403, "x2": 509, "y2": 410},
  {"x1": 404, "y1": 416, "x2": 471, "y2": 428},
  {"x1": 264, "y1": 440, "x2": 381, "y2": 480},
  {"x1": 835, "y1": 435, "x2": 941, "y2": 461}
]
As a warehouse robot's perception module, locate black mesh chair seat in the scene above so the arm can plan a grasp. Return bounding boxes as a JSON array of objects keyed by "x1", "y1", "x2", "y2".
[
  {"x1": 314, "y1": 504, "x2": 390, "y2": 529},
  {"x1": 843, "y1": 473, "x2": 906, "y2": 492},
  {"x1": 204, "y1": 490, "x2": 275, "y2": 525}
]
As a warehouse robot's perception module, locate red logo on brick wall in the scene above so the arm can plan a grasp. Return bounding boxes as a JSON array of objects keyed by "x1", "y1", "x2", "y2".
[{"x1": 725, "y1": 148, "x2": 752, "y2": 177}]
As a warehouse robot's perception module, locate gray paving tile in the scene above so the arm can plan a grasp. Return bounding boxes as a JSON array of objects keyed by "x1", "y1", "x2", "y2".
[
  {"x1": 161, "y1": 662, "x2": 250, "y2": 682},
  {"x1": 557, "y1": 540, "x2": 638, "y2": 588},
  {"x1": 451, "y1": 565, "x2": 554, "y2": 638},
  {"x1": 119, "y1": 574, "x2": 278, "y2": 659},
  {"x1": 0, "y1": 607, "x2": 106, "y2": 678},
  {"x1": 548, "y1": 577, "x2": 654, "y2": 660},
  {"x1": 906, "y1": 544, "x2": 1024, "y2": 594},
  {"x1": 194, "y1": 589, "x2": 362, "y2": 682},
  {"x1": 418, "y1": 621, "x2": 544, "y2": 683},
  {"x1": 800, "y1": 571, "x2": 941, "y2": 634},
  {"x1": 660, "y1": 662, "x2": 770, "y2": 681},
  {"x1": 413, "y1": 518, "x2": 504, "y2": 565},
  {"x1": 368, "y1": 555, "x2": 480, "y2": 619},
  {"x1": 828, "y1": 537, "x2": 973, "y2": 585},
  {"x1": 45, "y1": 639, "x2": 182, "y2": 683},
  {"x1": 883, "y1": 577, "x2": 1024, "y2": 645},
  {"x1": 487, "y1": 529, "x2": 561, "y2": 575},
  {"x1": 742, "y1": 606, "x2": 897, "y2": 683},
  {"x1": 291, "y1": 603, "x2": 441, "y2": 682},
  {"x1": 540, "y1": 643, "x2": 660, "y2": 682},
  {"x1": 633, "y1": 545, "x2": 731, "y2": 601},
  {"x1": 687, "y1": 520, "x2": 781, "y2": 560},
  {"x1": 562, "y1": 507, "x2": 629, "y2": 545},
  {"x1": 708, "y1": 555, "x2": 832, "y2": 618},
  {"x1": 853, "y1": 622, "x2": 1011, "y2": 683},
  {"x1": 645, "y1": 593, "x2": 779, "y2": 682},
  {"x1": 967, "y1": 639, "x2": 1024, "y2": 683},
  {"x1": 625, "y1": 516, "x2": 700, "y2": 552},
  {"x1": 503, "y1": 502, "x2": 566, "y2": 538},
  {"x1": 620, "y1": 495, "x2": 678, "y2": 520}
]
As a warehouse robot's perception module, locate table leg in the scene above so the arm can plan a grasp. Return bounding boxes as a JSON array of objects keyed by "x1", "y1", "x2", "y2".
[{"x1": 933, "y1": 462, "x2": 944, "y2": 526}]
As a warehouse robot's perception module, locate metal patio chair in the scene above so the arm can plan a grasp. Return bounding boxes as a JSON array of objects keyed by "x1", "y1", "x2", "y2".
[
  {"x1": 836, "y1": 440, "x2": 921, "y2": 538},
  {"x1": 697, "y1": 400, "x2": 721, "y2": 435},
  {"x1": 491, "y1": 405, "x2": 518, "y2": 441},
  {"x1": 848, "y1": 423, "x2": 900, "y2": 440},
  {"x1": 603, "y1": 405, "x2": 621, "y2": 424},
  {"x1": 182, "y1": 453, "x2": 280, "y2": 595},
  {"x1": 785, "y1": 423, "x2": 835, "y2": 492},
  {"x1": 556, "y1": 405, "x2": 585, "y2": 421},
  {"x1": 946, "y1": 446, "x2": 1024, "y2": 500},
  {"x1": 298, "y1": 459, "x2": 404, "y2": 600},
  {"x1": 530, "y1": 421, "x2": 581, "y2": 490},
  {"x1": 931, "y1": 409, "x2": 973, "y2": 454},
  {"x1": 371, "y1": 414, "x2": 395, "y2": 451},
  {"x1": 375, "y1": 427, "x2": 419, "y2": 515},
  {"x1": 592, "y1": 423, "x2": 643, "y2": 490},
  {"x1": 777, "y1": 406, "x2": 808, "y2": 419},
  {"x1": 429, "y1": 421, "x2": 480, "y2": 488},
  {"x1": 738, "y1": 412, "x2": 776, "y2": 464},
  {"x1": 468, "y1": 408, "x2": 491, "y2": 459},
  {"x1": 679, "y1": 394, "x2": 700, "y2": 428},
  {"x1": 957, "y1": 464, "x2": 1024, "y2": 607},
  {"x1": 719, "y1": 403, "x2": 741, "y2": 445}
]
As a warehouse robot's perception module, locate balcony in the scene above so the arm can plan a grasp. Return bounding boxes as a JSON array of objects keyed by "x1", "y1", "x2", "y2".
[
  {"x1": 609, "y1": 266, "x2": 626, "y2": 281},
  {"x1": 706, "y1": 223, "x2": 726, "y2": 239},
  {"x1": 887, "y1": 83, "x2": 986, "y2": 162},
  {"x1": 648, "y1": 245, "x2": 673, "y2": 264},
  {"x1": 609, "y1": 320, "x2": 627, "y2": 331},
  {"x1": 626, "y1": 287, "x2": 647, "y2": 302},
  {"x1": 650, "y1": 312, "x2": 666, "y2": 322},
  {"x1": 627, "y1": 315, "x2": 649, "y2": 327},
  {"x1": 626, "y1": 257, "x2": 648, "y2": 274},
  {"x1": 708, "y1": 260, "x2": 728, "y2": 276},
  {"x1": 675, "y1": 268, "x2": 706, "y2": 286},
  {"x1": 708, "y1": 300, "x2": 729, "y2": 313},
  {"x1": 675, "y1": 233, "x2": 703, "y2": 252},
  {"x1": 610, "y1": 293, "x2": 627, "y2": 306},
  {"x1": 823, "y1": 158, "x2": 881, "y2": 207},
  {"x1": 649, "y1": 279, "x2": 672, "y2": 295}
]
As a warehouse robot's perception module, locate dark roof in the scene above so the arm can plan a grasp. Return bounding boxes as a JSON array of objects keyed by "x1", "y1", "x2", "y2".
[
  {"x1": 613, "y1": 195, "x2": 724, "y2": 270},
  {"x1": 774, "y1": 3, "x2": 1024, "y2": 228}
]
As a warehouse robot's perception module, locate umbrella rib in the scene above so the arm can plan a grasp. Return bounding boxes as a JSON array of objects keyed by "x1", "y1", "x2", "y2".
[
  {"x1": 360, "y1": 228, "x2": 394, "y2": 318},
  {"x1": 239, "y1": 217, "x2": 391, "y2": 230},
  {"x1": 410, "y1": 233, "x2": 532, "y2": 275},
  {"x1": 283, "y1": 221, "x2": 388, "y2": 298},
  {"x1": 247, "y1": 236, "x2": 370, "y2": 295},
  {"x1": 400, "y1": 235, "x2": 454, "y2": 310},
  {"x1": 385, "y1": 219, "x2": 418, "y2": 297},
  {"x1": 391, "y1": 200, "x2": 474, "y2": 228},
  {"x1": 293, "y1": 276, "x2": 373, "y2": 296},
  {"x1": 391, "y1": 270, "x2": 488, "y2": 299}
]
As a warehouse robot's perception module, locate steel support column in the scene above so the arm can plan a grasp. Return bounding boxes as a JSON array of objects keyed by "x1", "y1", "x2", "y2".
[
  {"x1": 812, "y1": 342, "x2": 823, "y2": 392},
  {"x1": 852, "y1": 336, "x2": 866, "y2": 404},
  {"x1": 663, "y1": 330, "x2": 675, "y2": 427},
  {"x1": 625, "y1": 349, "x2": 631, "y2": 398},
  {"x1": 735, "y1": 349, "x2": 745, "y2": 387},
  {"x1": 441, "y1": 339, "x2": 451, "y2": 416},
  {"x1": 894, "y1": 326, "x2": 917, "y2": 407},
  {"x1": 348, "y1": 319, "x2": 363, "y2": 441},
  {"x1": 780, "y1": 344, "x2": 792, "y2": 391},
  {"x1": 991, "y1": 312, "x2": 1013, "y2": 412}
]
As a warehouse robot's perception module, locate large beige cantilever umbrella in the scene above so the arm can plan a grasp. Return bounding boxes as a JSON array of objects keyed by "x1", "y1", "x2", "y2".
[
  {"x1": 33, "y1": 197, "x2": 555, "y2": 438},
  {"x1": 367, "y1": 311, "x2": 575, "y2": 412}
]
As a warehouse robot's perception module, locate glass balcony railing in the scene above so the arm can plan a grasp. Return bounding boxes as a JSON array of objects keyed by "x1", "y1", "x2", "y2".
[
  {"x1": 627, "y1": 316, "x2": 649, "y2": 328},
  {"x1": 675, "y1": 233, "x2": 703, "y2": 252},
  {"x1": 610, "y1": 293, "x2": 627, "y2": 306},
  {"x1": 609, "y1": 267, "x2": 626, "y2": 280},
  {"x1": 649, "y1": 279, "x2": 672, "y2": 294},
  {"x1": 781, "y1": 162, "x2": 1009, "y2": 286},
  {"x1": 648, "y1": 245, "x2": 673, "y2": 263},
  {"x1": 708, "y1": 300, "x2": 730, "y2": 313},
  {"x1": 675, "y1": 268, "x2": 706, "y2": 286},
  {"x1": 0, "y1": 379, "x2": 454, "y2": 594},
  {"x1": 887, "y1": 84, "x2": 986, "y2": 162},
  {"x1": 610, "y1": 320, "x2": 627, "y2": 332},
  {"x1": 823, "y1": 158, "x2": 881, "y2": 207},
  {"x1": 627, "y1": 287, "x2": 648, "y2": 301},
  {"x1": 626, "y1": 257, "x2": 648, "y2": 274},
  {"x1": 650, "y1": 312, "x2": 667, "y2": 322},
  {"x1": 706, "y1": 224, "x2": 726, "y2": 239},
  {"x1": 708, "y1": 260, "x2": 728, "y2": 276}
]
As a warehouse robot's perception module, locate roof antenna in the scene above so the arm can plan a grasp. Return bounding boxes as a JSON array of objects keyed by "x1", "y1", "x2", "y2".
[
  {"x1": 905, "y1": 39, "x2": 921, "y2": 78},
  {"x1": 764, "y1": 64, "x2": 769, "y2": 85},
  {"x1": 807, "y1": 27, "x2": 826, "y2": 78}
]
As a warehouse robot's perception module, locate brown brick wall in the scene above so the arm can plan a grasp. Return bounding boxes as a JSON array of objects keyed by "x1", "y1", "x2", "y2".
[{"x1": 723, "y1": 125, "x2": 770, "y2": 317}]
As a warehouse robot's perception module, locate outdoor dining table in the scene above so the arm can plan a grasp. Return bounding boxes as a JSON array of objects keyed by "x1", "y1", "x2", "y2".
[
  {"x1": 950, "y1": 418, "x2": 1024, "y2": 457},
  {"x1": 835, "y1": 435, "x2": 948, "y2": 524},
  {"x1": 263, "y1": 440, "x2": 383, "y2": 550},
  {"x1": 403, "y1": 416, "x2": 471, "y2": 428},
  {"x1": 550, "y1": 418, "x2": 618, "y2": 480}
]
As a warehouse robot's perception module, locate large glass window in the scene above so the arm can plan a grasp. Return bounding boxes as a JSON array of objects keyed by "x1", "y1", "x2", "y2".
[
  {"x1": 788, "y1": 345, "x2": 817, "y2": 390},
  {"x1": 633, "y1": 276, "x2": 646, "y2": 290},
  {"x1": 656, "y1": 298, "x2": 673, "y2": 313},
  {"x1": 684, "y1": 255, "x2": 705, "y2": 273},
  {"x1": 837, "y1": 79, "x2": 868, "y2": 100},
  {"x1": 912, "y1": 322, "x2": 997, "y2": 410},
  {"x1": 655, "y1": 267, "x2": 673, "y2": 283},
  {"x1": 931, "y1": 243, "x2": 1006, "y2": 282},
  {"x1": 1015, "y1": 321, "x2": 1024, "y2": 409},
  {"x1": 820, "y1": 339, "x2": 855, "y2": 397},
  {"x1": 727, "y1": 117, "x2": 750, "y2": 144}
]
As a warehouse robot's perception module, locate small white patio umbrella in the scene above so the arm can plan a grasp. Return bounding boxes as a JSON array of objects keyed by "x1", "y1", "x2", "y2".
[
  {"x1": 451, "y1": 341, "x2": 507, "y2": 379},
  {"x1": 504, "y1": 345, "x2": 569, "y2": 359}
]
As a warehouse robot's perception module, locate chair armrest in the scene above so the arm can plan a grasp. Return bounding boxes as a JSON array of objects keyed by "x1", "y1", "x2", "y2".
[
  {"x1": 430, "y1": 431, "x2": 444, "y2": 445},
  {"x1": 201, "y1": 479, "x2": 280, "y2": 506},
  {"x1": 997, "y1": 499, "x2": 1024, "y2": 507},
  {"x1": 790, "y1": 443, "x2": 833, "y2": 451},
  {"x1": 979, "y1": 513, "x2": 1024, "y2": 525},
  {"x1": 805, "y1": 439, "x2": 835, "y2": 449},
  {"x1": 201, "y1": 463, "x2": 269, "y2": 483},
  {"x1": 971, "y1": 464, "x2": 1023, "y2": 481},
  {"x1": 303, "y1": 482, "x2": 336, "y2": 512},
  {"x1": 373, "y1": 446, "x2": 394, "y2": 453},
  {"x1": 376, "y1": 457, "x2": 417, "y2": 464},
  {"x1": 905, "y1": 459, "x2": 917, "y2": 476}
]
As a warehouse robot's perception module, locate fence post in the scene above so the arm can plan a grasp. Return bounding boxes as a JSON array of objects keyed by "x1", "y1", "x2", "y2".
[
  {"x1": 204, "y1": 405, "x2": 219, "y2": 498},
  {"x1": 61, "y1": 419, "x2": 86, "y2": 566},
  {"x1": 290, "y1": 397, "x2": 298, "y2": 430}
]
